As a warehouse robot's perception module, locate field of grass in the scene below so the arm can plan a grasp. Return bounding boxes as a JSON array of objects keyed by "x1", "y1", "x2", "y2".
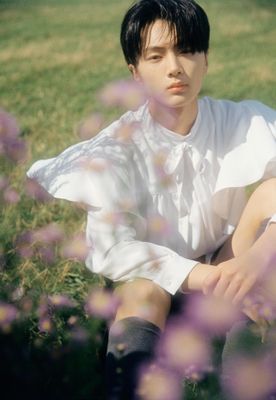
[{"x1": 0, "y1": 0, "x2": 275, "y2": 398}]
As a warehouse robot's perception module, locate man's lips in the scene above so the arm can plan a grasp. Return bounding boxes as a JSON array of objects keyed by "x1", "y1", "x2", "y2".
[{"x1": 167, "y1": 82, "x2": 188, "y2": 90}]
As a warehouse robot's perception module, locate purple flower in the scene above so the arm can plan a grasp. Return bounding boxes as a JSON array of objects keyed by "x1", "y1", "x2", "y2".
[
  {"x1": 0, "y1": 302, "x2": 18, "y2": 331},
  {"x1": 38, "y1": 295, "x2": 50, "y2": 317},
  {"x1": 77, "y1": 113, "x2": 104, "y2": 140},
  {"x1": 16, "y1": 230, "x2": 35, "y2": 259},
  {"x1": 98, "y1": 79, "x2": 147, "y2": 110},
  {"x1": 67, "y1": 315, "x2": 79, "y2": 326},
  {"x1": 186, "y1": 293, "x2": 241, "y2": 335},
  {"x1": 25, "y1": 178, "x2": 52, "y2": 202},
  {"x1": 32, "y1": 223, "x2": 64, "y2": 244},
  {"x1": 148, "y1": 214, "x2": 171, "y2": 236},
  {"x1": 48, "y1": 294, "x2": 76, "y2": 309},
  {"x1": 3, "y1": 187, "x2": 20, "y2": 204},
  {"x1": 61, "y1": 232, "x2": 89, "y2": 262},
  {"x1": 38, "y1": 316, "x2": 53, "y2": 333},
  {"x1": 85, "y1": 288, "x2": 120, "y2": 320},
  {"x1": 114, "y1": 121, "x2": 140, "y2": 144},
  {"x1": 0, "y1": 109, "x2": 27, "y2": 163},
  {"x1": 137, "y1": 363, "x2": 182, "y2": 400},
  {"x1": 222, "y1": 354, "x2": 276, "y2": 400},
  {"x1": 153, "y1": 150, "x2": 174, "y2": 189},
  {"x1": 78, "y1": 156, "x2": 109, "y2": 173},
  {"x1": 37, "y1": 295, "x2": 53, "y2": 333},
  {"x1": 156, "y1": 318, "x2": 211, "y2": 378},
  {"x1": 0, "y1": 109, "x2": 20, "y2": 138},
  {"x1": 17, "y1": 244, "x2": 34, "y2": 259},
  {"x1": 37, "y1": 245, "x2": 56, "y2": 264}
]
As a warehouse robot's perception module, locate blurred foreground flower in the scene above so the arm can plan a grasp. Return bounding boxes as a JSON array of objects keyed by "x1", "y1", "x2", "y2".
[
  {"x1": 114, "y1": 121, "x2": 140, "y2": 144},
  {"x1": 3, "y1": 186, "x2": 20, "y2": 204},
  {"x1": 32, "y1": 223, "x2": 64, "y2": 244},
  {"x1": 77, "y1": 113, "x2": 104, "y2": 140},
  {"x1": 16, "y1": 223, "x2": 63, "y2": 264},
  {"x1": 25, "y1": 178, "x2": 52, "y2": 202},
  {"x1": 137, "y1": 364, "x2": 182, "y2": 400},
  {"x1": 38, "y1": 316, "x2": 53, "y2": 334},
  {"x1": 61, "y1": 232, "x2": 89, "y2": 262},
  {"x1": 186, "y1": 293, "x2": 241, "y2": 335},
  {"x1": 85, "y1": 288, "x2": 120, "y2": 320},
  {"x1": 16, "y1": 230, "x2": 35, "y2": 259},
  {"x1": 148, "y1": 214, "x2": 171, "y2": 236},
  {"x1": 0, "y1": 108, "x2": 27, "y2": 163},
  {"x1": 0, "y1": 302, "x2": 18, "y2": 332},
  {"x1": 157, "y1": 320, "x2": 211, "y2": 379},
  {"x1": 37, "y1": 295, "x2": 53, "y2": 334},
  {"x1": 99, "y1": 79, "x2": 147, "y2": 110},
  {"x1": 154, "y1": 150, "x2": 174, "y2": 189},
  {"x1": 0, "y1": 174, "x2": 20, "y2": 205},
  {"x1": 49, "y1": 294, "x2": 76, "y2": 309},
  {"x1": 222, "y1": 354, "x2": 276, "y2": 400},
  {"x1": 257, "y1": 269, "x2": 276, "y2": 321},
  {"x1": 79, "y1": 156, "x2": 109, "y2": 173}
]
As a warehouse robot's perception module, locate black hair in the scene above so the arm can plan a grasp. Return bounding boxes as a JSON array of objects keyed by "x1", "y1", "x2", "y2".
[{"x1": 120, "y1": 0, "x2": 210, "y2": 66}]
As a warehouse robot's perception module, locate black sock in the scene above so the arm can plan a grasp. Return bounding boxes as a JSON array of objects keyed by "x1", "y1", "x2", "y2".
[{"x1": 105, "y1": 317, "x2": 161, "y2": 400}]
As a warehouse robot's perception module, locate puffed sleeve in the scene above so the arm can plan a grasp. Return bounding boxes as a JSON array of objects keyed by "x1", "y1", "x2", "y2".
[
  {"x1": 27, "y1": 136, "x2": 199, "y2": 295},
  {"x1": 213, "y1": 100, "x2": 276, "y2": 220},
  {"x1": 85, "y1": 208, "x2": 199, "y2": 295}
]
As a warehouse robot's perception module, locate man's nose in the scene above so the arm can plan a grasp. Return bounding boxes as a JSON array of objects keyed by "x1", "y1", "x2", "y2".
[{"x1": 167, "y1": 53, "x2": 183, "y2": 77}]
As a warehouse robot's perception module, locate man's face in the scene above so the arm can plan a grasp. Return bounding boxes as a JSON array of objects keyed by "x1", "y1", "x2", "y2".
[{"x1": 130, "y1": 19, "x2": 208, "y2": 110}]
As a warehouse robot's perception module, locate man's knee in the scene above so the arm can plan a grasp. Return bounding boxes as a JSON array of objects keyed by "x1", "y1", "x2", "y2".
[
  {"x1": 231, "y1": 178, "x2": 276, "y2": 255},
  {"x1": 114, "y1": 279, "x2": 171, "y2": 329},
  {"x1": 250, "y1": 178, "x2": 276, "y2": 218}
]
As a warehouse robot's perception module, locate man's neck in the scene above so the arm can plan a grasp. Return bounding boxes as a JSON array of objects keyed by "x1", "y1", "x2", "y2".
[{"x1": 148, "y1": 99, "x2": 198, "y2": 136}]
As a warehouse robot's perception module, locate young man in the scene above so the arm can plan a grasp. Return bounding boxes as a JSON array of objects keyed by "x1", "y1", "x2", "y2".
[{"x1": 27, "y1": 0, "x2": 276, "y2": 398}]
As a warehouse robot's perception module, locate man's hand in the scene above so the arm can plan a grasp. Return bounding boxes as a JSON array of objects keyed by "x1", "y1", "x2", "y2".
[{"x1": 202, "y1": 250, "x2": 268, "y2": 305}]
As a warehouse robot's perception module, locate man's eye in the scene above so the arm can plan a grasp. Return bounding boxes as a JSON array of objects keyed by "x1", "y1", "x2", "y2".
[{"x1": 149, "y1": 55, "x2": 162, "y2": 60}]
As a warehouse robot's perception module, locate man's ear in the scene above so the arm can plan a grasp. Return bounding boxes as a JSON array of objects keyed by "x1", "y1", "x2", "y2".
[{"x1": 128, "y1": 64, "x2": 140, "y2": 81}]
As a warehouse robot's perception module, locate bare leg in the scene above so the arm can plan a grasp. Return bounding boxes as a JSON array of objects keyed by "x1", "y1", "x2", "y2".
[
  {"x1": 106, "y1": 279, "x2": 171, "y2": 399},
  {"x1": 211, "y1": 179, "x2": 276, "y2": 380},
  {"x1": 113, "y1": 278, "x2": 171, "y2": 330},
  {"x1": 213, "y1": 178, "x2": 276, "y2": 264}
]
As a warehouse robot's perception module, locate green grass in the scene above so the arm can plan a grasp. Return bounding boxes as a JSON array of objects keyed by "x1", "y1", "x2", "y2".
[{"x1": 0, "y1": 0, "x2": 275, "y2": 398}]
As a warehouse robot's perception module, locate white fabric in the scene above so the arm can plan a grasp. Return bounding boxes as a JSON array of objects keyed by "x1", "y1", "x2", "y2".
[
  {"x1": 266, "y1": 214, "x2": 276, "y2": 229},
  {"x1": 27, "y1": 97, "x2": 276, "y2": 295}
]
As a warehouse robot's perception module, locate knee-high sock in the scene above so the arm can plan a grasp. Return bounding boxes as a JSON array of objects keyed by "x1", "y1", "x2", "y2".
[{"x1": 105, "y1": 317, "x2": 161, "y2": 400}]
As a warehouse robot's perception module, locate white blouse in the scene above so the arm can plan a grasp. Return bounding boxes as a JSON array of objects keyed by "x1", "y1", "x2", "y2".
[{"x1": 27, "y1": 97, "x2": 276, "y2": 295}]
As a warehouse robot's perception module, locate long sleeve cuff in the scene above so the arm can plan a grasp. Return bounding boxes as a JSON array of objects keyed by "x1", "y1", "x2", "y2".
[
  {"x1": 85, "y1": 237, "x2": 200, "y2": 296},
  {"x1": 151, "y1": 253, "x2": 199, "y2": 295}
]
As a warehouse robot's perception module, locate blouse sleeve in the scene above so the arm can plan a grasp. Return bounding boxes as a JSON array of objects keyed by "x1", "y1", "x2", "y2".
[
  {"x1": 212, "y1": 100, "x2": 276, "y2": 220},
  {"x1": 27, "y1": 139, "x2": 199, "y2": 295},
  {"x1": 85, "y1": 209, "x2": 199, "y2": 296}
]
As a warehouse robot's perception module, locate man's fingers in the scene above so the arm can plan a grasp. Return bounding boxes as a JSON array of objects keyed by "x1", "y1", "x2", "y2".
[
  {"x1": 213, "y1": 277, "x2": 231, "y2": 297},
  {"x1": 202, "y1": 269, "x2": 221, "y2": 295},
  {"x1": 233, "y1": 277, "x2": 256, "y2": 305},
  {"x1": 223, "y1": 279, "x2": 242, "y2": 301}
]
